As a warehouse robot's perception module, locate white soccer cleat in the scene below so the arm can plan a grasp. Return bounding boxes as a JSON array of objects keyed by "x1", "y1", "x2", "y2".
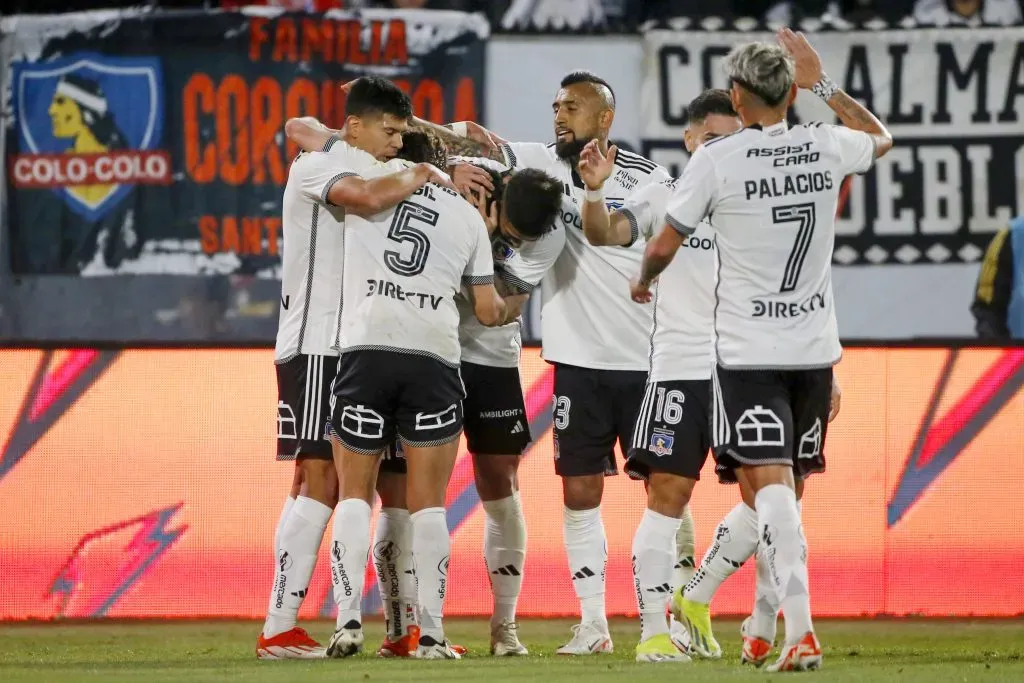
[
  {"x1": 556, "y1": 621, "x2": 614, "y2": 655},
  {"x1": 490, "y1": 620, "x2": 529, "y2": 656},
  {"x1": 325, "y1": 622, "x2": 365, "y2": 658},
  {"x1": 669, "y1": 613, "x2": 692, "y2": 653},
  {"x1": 414, "y1": 634, "x2": 463, "y2": 659}
]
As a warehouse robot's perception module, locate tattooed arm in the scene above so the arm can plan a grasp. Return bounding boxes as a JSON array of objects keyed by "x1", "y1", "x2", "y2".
[
  {"x1": 411, "y1": 117, "x2": 507, "y2": 163},
  {"x1": 779, "y1": 28, "x2": 892, "y2": 158}
]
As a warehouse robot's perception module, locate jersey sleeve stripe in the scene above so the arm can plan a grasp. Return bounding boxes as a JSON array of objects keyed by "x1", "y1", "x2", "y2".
[
  {"x1": 615, "y1": 160, "x2": 657, "y2": 175},
  {"x1": 321, "y1": 172, "x2": 358, "y2": 205},
  {"x1": 500, "y1": 143, "x2": 517, "y2": 169},
  {"x1": 322, "y1": 135, "x2": 341, "y2": 153},
  {"x1": 497, "y1": 267, "x2": 534, "y2": 294},
  {"x1": 619, "y1": 208, "x2": 641, "y2": 247},
  {"x1": 666, "y1": 214, "x2": 696, "y2": 236},
  {"x1": 463, "y1": 274, "x2": 494, "y2": 285},
  {"x1": 616, "y1": 150, "x2": 657, "y2": 170}
]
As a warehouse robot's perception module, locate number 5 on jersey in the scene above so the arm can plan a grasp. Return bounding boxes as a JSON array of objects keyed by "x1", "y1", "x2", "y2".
[{"x1": 385, "y1": 202, "x2": 438, "y2": 277}]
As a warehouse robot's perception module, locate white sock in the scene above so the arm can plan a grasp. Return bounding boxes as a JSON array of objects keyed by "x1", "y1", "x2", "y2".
[
  {"x1": 755, "y1": 484, "x2": 814, "y2": 644},
  {"x1": 563, "y1": 506, "x2": 607, "y2": 628},
  {"x1": 672, "y1": 505, "x2": 696, "y2": 592},
  {"x1": 685, "y1": 502, "x2": 758, "y2": 604},
  {"x1": 374, "y1": 507, "x2": 416, "y2": 639},
  {"x1": 632, "y1": 509, "x2": 679, "y2": 642},
  {"x1": 331, "y1": 498, "x2": 371, "y2": 629},
  {"x1": 749, "y1": 547, "x2": 779, "y2": 643},
  {"x1": 412, "y1": 507, "x2": 451, "y2": 643},
  {"x1": 482, "y1": 493, "x2": 527, "y2": 628},
  {"x1": 263, "y1": 496, "x2": 331, "y2": 638},
  {"x1": 274, "y1": 495, "x2": 296, "y2": 557}
]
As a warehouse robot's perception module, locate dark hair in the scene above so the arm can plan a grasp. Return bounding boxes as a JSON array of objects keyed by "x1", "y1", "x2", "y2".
[
  {"x1": 465, "y1": 164, "x2": 505, "y2": 218},
  {"x1": 682, "y1": 89, "x2": 736, "y2": 127},
  {"x1": 345, "y1": 76, "x2": 412, "y2": 120},
  {"x1": 397, "y1": 129, "x2": 448, "y2": 168},
  {"x1": 560, "y1": 70, "x2": 616, "y2": 109},
  {"x1": 504, "y1": 168, "x2": 562, "y2": 239}
]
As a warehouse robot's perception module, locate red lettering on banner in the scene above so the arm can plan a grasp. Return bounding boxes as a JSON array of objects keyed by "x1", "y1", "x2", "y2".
[
  {"x1": 198, "y1": 215, "x2": 283, "y2": 256},
  {"x1": 181, "y1": 75, "x2": 477, "y2": 183},
  {"x1": 10, "y1": 151, "x2": 171, "y2": 189},
  {"x1": 249, "y1": 18, "x2": 408, "y2": 65}
]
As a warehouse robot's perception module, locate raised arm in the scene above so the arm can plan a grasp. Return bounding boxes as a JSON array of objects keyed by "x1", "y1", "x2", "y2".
[
  {"x1": 412, "y1": 117, "x2": 507, "y2": 162},
  {"x1": 779, "y1": 28, "x2": 893, "y2": 158},
  {"x1": 577, "y1": 140, "x2": 633, "y2": 247},
  {"x1": 285, "y1": 117, "x2": 338, "y2": 154}
]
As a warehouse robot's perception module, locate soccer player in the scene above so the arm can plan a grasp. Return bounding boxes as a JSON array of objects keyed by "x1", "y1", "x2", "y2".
[
  {"x1": 632, "y1": 29, "x2": 892, "y2": 672},
  {"x1": 286, "y1": 114, "x2": 565, "y2": 657},
  {"x1": 325, "y1": 160, "x2": 511, "y2": 661},
  {"x1": 576, "y1": 88, "x2": 742, "y2": 663},
  {"x1": 256, "y1": 78, "x2": 452, "y2": 660},
  {"x1": 454, "y1": 163, "x2": 564, "y2": 656},
  {"x1": 426, "y1": 71, "x2": 674, "y2": 655}
]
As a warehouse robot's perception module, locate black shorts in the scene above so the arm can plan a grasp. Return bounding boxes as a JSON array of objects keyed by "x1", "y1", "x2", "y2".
[
  {"x1": 328, "y1": 350, "x2": 465, "y2": 454},
  {"x1": 462, "y1": 362, "x2": 531, "y2": 456},
  {"x1": 275, "y1": 354, "x2": 337, "y2": 461},
  {"x1": 626, "y1": 379, "x2": 711, "y2": 481},
  {"x1": 711, "y1": 365, "x2": 831, "y2": 484},
  {"x1": 552, "y1": 363, "x2": 648, "y2": 477}
]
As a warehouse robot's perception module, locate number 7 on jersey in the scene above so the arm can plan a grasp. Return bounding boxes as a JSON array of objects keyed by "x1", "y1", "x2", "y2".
[{"x1": 773, "y1": 203, "x2": 816, "y2": 293}]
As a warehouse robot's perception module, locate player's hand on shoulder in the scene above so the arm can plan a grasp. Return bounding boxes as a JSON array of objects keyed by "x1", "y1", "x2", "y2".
[
  {"x1": 777, "y1": 28, "x2": 823, "y2": 90},
  {"x1": 465, "y1": 121, "x2": 508, "y2": 151},
  {"x1": 451, "y1": 163, "x2": 495, "y2": 199},
  {"x1": 629, "y1": 276, "x2": 654, "y2": 304},
  {"x1": 829, "y1": 375, "x2": 842, "y2": 422},
  {"x1": 419, "y1": 163, "x2": 458, "y2": 192},
  {"x1": 577, "y1": 139, "x2": 616, "y2": 190}
]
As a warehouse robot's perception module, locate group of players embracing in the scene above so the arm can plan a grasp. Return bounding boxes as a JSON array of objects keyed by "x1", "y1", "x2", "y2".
[{"x1": 256, "y1": 28, "x2": 892, "y2": 673}]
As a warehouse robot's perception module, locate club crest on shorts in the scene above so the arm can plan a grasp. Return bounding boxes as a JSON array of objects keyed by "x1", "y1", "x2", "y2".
[
  {"x1": 650, "y1": 429, "x2": 674, "y2": 457},
  {"x1": 11, "y1": 52, "x2": 170, "y2": 221}
]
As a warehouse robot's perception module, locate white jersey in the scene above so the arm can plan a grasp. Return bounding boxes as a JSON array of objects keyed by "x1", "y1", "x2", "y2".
[
  {"x1": 665, "y1": 121, "x2": 875, "y2": 369},
  {"x1": 500, "y1": 142, "x2": 672, "y2": 371},
  {"x1": 618, "y1": 180, "x2": 715, "y2": 382},
  {"x1": 337, "y1": 180, "x2": 495, "y2": 367},
  {"x1": 457, "y1": 227, "x2": 566, "y2": 367},
  {"x1": 275, "y1": 138, "x2": 380, "y2": 362}
]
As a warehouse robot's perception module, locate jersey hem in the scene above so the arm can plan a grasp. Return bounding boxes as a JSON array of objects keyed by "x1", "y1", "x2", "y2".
[
  {"x1": 543, "y1": 356, "x2": 650, "y2": 373},
  {"x1": 339, "y1": 344, "x2": 461, "y2": 369},
  {"x1": 666, "y1": 214, "x2": 695, "y2": 236}
]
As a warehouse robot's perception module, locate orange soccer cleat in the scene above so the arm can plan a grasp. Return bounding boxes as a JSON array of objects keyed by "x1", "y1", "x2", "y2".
[{"x1": 256, "y1": 627, "x2": 326, "y2": 660}]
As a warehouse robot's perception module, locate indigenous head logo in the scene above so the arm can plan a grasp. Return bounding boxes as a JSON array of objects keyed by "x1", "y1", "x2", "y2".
[{"x1": 10, "y1": 53, "x2": 170, "y2": 221}]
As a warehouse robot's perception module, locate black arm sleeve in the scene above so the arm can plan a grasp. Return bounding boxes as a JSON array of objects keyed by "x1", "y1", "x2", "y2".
[{"x1": 970, "y1": 229, "x2": 1014, "y2": 340}]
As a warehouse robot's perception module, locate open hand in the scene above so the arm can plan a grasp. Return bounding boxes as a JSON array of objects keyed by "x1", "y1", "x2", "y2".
[
  {"x1": 777, "y1": 28, "x2": 824, "y2": 89},
  {"x1": 577, "y1": 139, "x2": 616, "y2": 191},
  {"x1": 450, "y1": 162, "x2": 495, "y2": 199}
]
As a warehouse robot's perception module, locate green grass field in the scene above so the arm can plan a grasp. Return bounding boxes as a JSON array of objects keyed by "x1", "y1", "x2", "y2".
[{"x1": 2, "y1": 618, "x2": 1022, "y2": 682}]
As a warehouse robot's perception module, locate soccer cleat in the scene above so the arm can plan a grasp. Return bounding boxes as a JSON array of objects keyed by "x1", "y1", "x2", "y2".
[
  {"x1": 325, "y1": 621, "x2": 365, "y2": 658},
  {"x1": 555, "y1": 621, "x2": 613, "y2": 655},
  {"x1": 377, "y1": 625, "x2": 420, "y2": 658},
  {"x1": 740, "y1": 616, "x2": 773, "y2": 667},
  {"x1": 765, "y1": 632, "x2": 822, "y2": 672},
  {"x1": 670, "y1": 589, "x2": 722, "y2": 659},
  {"x1": 490, "y1": 620, "x2": 529, "y2": 656},
  {"x1": 255, "y1": 627, "x2": 326, "y2": 659},
  {"x1": 669, "y1": 613, "x2": 692, "y2": 653},
  {"x1": 634, "y1": 633, "x2": 692, "y2": 663},
  {"x1": 414, "y1": 634, "x2": 462, "y2": 659}
]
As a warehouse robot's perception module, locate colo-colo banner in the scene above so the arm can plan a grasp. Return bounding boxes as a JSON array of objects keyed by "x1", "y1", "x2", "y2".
[
  {"x1": 641, "y1": 28, "x2": 1024, "y2": 267},
  {"x1": 1, "y1": 8, "x2": 487, "y2": 276}
]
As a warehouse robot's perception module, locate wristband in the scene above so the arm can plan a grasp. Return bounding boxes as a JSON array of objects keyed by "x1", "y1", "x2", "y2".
[
  {"x1": 446, "y1": 121, "x2": 469, "y2": 138},
  {"x1": 811, "y1": 73, "x2": 839, "y2": 102},
  {"x1": 585, "y1": 186, "x2": 605, "y2": 202}
]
